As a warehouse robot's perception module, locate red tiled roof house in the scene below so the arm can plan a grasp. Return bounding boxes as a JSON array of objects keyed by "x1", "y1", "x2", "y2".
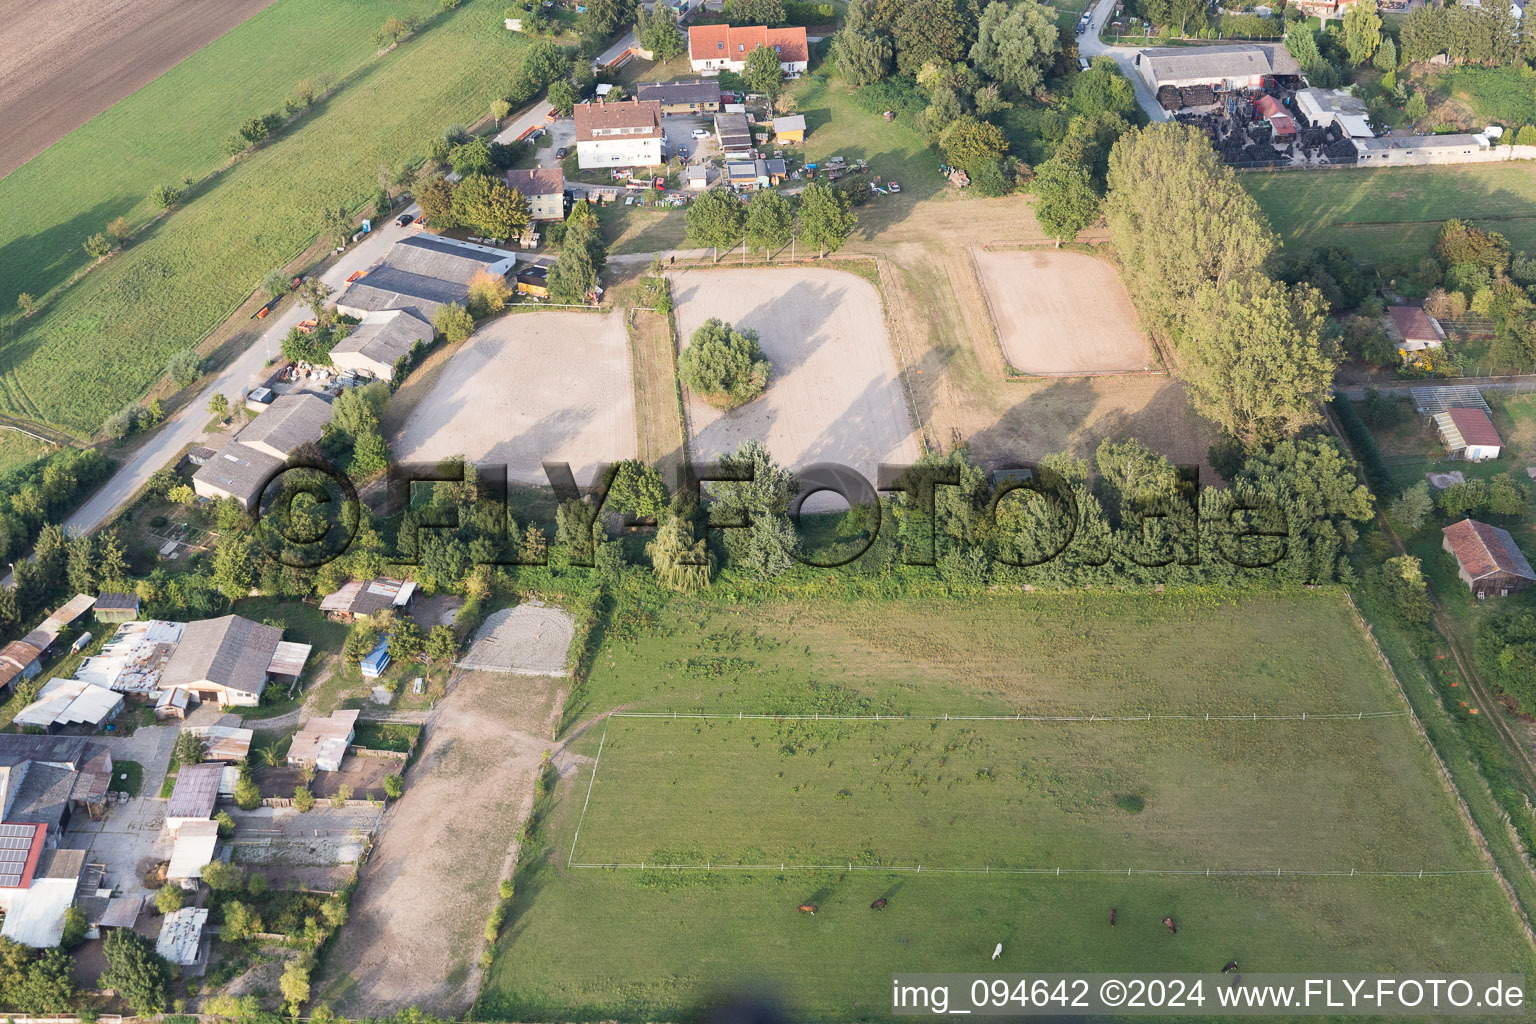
[
  {"x1": 688, "y1": 25, "x2": 809, "y2": 77},
  {"x1": 1385, "y1": 305, "x2": 1446, "y2": 355},
  {"x1": 1442, "y1": 518, "x2": 1536, "y2": 598}
]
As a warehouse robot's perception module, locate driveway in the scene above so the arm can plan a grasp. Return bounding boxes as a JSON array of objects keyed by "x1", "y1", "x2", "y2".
[
  {"x1": 1079, "y1": 0, "x2": 1169, "y2": 123},
  {"x1": 58, "y1": 204, "x2": 425, "y2": 541}
]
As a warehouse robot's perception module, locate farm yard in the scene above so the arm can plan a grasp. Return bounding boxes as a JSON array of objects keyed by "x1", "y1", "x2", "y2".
[
  {"x1": 0, "y1": 0, "x2": 275, "y2": 181},
  {"x1": 479, "y1": 589, "x2": 1536, "y2": 1020},
  {"x1": 972, "y1": 249, "x2": 1155, "y2": 375},
  {"x1": 391, "y1": 311, "x2": 637, "y2": 487},
  {"x1": 1242, "y1": 163, "x2": 1536, "y2": 264},
  {"x1": 670, "y1": 267, "x2": 920, "y2": 486},
  {"x1": 0, "y1": 0, "x2": 527, "y2": 437}
]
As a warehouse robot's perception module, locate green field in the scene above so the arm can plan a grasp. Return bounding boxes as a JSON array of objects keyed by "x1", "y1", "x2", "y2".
[
  {"x1": 1243, "y1": 163, "x2": 1536, "y2": 264},
  {"x1": 0, "y1": 0, "x2": 526, "y2": 436},
  {"x1": 0, "y1": 0, "x2": 433, "y2": 313},
  {"x1": 480, "y1": 590, "x2": 1536, "y2": 1021}
]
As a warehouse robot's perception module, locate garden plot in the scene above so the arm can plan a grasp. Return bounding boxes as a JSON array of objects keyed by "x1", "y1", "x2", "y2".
[
  {"x1": 669, "y1": 267, "x2": 919, "y2": 490},
  {"x1": 973, "y1": 249, "x2": 1154, "y2": 375},
  {"x1": 391, "y1": 311, "x2": 636, "y2": 487}
]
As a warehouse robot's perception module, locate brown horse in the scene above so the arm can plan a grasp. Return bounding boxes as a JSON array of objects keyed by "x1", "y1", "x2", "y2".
[
  {"x1": 871, "y1": 898, "x2": 889, "y2": 910},
  {"x1": 1222, "y1": 961, "x2": 1239, "y2": 974},
  {"x1": 798, "y1": 904, "x2": 817, "y2": 915},
  {"x1": 1109, "y1": 908, "x2": 1116, "y2": 926},
  {"x1": 1162, "y1": 917, "x2": 1177, "y2": 935}
]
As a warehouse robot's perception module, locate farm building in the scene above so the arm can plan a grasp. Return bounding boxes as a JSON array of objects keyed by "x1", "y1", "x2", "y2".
[
  {"x1": 161, "y1": 615, "x2": 302, "y2": 708},
  {"x1": 685, "y1": 164, "x2": 710, "y2": 190},
  {"x1": 1354, "y1": 132, "x2": 1494, "y2": 165},
  {"x1": 335, "y1": 235, "x2": 517, "y2": 320},
  {"x1": 193, "y1": 393, "x2": 335, "y2": 509},
  {"x1": 12, "y1": 678, "x2": 123, "y2": 733},
  {"x1": 1135, "y1": 43, "x2": 1299, "y2": 93},
  {"x1": 319, "y1": 578, "x2": 417, "y2": 621},
  {"x1": 329, "y1": 309, "x2": 433, "y2": 383},
  {"x1": 156, "y1": 907, "x2": 209, "y2": 966},
  {"x1": 0, "y1": 848, "x2": 86, "y2": 947},
  {"x1": 1386, "y1": 305, "x2": 1447, "y2": 354},
  {"x1": 715, "y1": 112, "x2": 753, "y2": 157},
  {"x1": 0, "y1": 735, "x2": 115, "y2": 855},
  {"x1": 93, "y1": 592, "x2": 140, "y2": 624},
  {"x1": 154, "y1": 687, "x2": 189, "y2": 721},
  {"x1": 288, "y1": 709, "x2": 359, "y2": 773},
  {"x1": 1293, "y1": 88, "x2": 1373, "y2": 137},
  {"x1": 506, "y1": 168, "x2": 567, "y2": 221},
  {"x1": 726, "y1": 158, "x2": 788, "y2": 190},
  {"x1": 1252, "y1": 94, "x2": 1295, "y2": 137},
  {"x1": 165, "y1": 762, "x2": 224, "y2": 835},
  {"x1": 688, "y1": 25, "x2": 809, "y2": 76},
  {"x1": 166, "y1": 819, "x2": 219, "y2": 887},
  {"x1": 1433, "y1": 407, "x2": 1503, "y2": 460},
  {"x1": 772, "y1": 114, "x2": 806, "y2": 143},
  {"x1": 573, "y1": 99, "x2": 664, "y2": 169},
  {"x1": 184, "y1": 720, "x2": 254, "y2": 763},
  {"x1": 635, "y1": 79, "x2": 722, "y2": 113},
  {"x1": 0, "y1": 639, "x2": 44, "y2": 697},
  {"x1": 73, "y1": 619, "x2": 182, "y2": 698},
  {"x1": 1442, "y1": 518, "x2": 1536, "y2": 598}
]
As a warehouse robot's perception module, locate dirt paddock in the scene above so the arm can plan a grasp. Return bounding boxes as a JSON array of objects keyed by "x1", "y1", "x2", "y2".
[
  {"x1": 0, "y1": 0, "x2": 275, "y2": 179},
  {"x1": 669, "y1": 267, "x2": 919, "y2": 491},
  {"x1": 973, "y1": 249, "x2": 1155, "y2": 376},
  {"x1": 391, "y1": 310, "x2": 636, "y2": 488},
  {"x1": 319, "y1": 669, "x2": 567, "y2": 1016}
]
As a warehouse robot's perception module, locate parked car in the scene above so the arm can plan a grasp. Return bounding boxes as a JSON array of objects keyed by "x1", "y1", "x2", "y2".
[
  {"x1": 556, "y1": 146, "x2": 568, "y2": 158},
  {"x1": 691, "y1": 128, "x2": 709, "y2": 138},
  {"x1": 546, "y1": 106, "x2": 559, "y2": 121},
  {"x1": 1078, "y1": 57, "x2": 1091, "y2": 70},
  {"x1": 396, "y1": 213, "x2": 415, "y2": 227}
]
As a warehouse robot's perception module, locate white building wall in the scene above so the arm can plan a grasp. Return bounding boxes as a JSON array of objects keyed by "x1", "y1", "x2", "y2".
[{"x1": 577, "y1": 137, "x2": 663, "y2": 169}]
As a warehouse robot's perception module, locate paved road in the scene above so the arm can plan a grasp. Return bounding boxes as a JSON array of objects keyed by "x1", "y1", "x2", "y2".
[
  {"x1": 61, "y1": 206, "x2": 422, "y2": 539},
  {"x1": 1079, "y1": 0, "x2": 1169, "y2": 123}
]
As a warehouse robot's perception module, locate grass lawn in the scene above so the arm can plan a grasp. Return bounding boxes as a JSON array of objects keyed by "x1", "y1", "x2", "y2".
[
  {"x1": 0, "y1": 0, "x2": 440, "y2": 313},
  {"x1": 109, "y1": 760, "x2": 144, "y2": 798},
  {"x1": 0, "y1": 0, "x2": 531, "y2": 437},
  {"x1": 1243, "y1": 163, "x2": 1536, "y2": 265},
  {"x1": 352, "y1": 720, "x2": 421, "y2": 753},
  {"x1": 0, "y1": 432, "x2": 60, "y2": 476},
  {"x1": 480, "y1": 590, "x2": 1536, "y2": 1021}
]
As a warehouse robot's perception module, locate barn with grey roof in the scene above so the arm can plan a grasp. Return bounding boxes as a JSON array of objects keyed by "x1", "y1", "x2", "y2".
[
  {"x1": 336, "y1": 235, "x2": 516, "y2": 321},
  {"x1": 330, "y1": 309, "x2": 433, "y2": 382}
]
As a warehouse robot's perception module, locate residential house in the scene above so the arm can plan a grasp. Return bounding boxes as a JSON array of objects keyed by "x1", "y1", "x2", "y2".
[
  {"x1": 573, "y1": 99, "x2": 664, "y2": 169},
  {"x1": 688, "y1": 25, "x2": 810, "y2": 76},
  {"x1": 288, "y1": 710, "x2": 360, "y2": 773},
  {"x1": 1442, "y1": 518, "x2": 1536, "y2": 598},
  {"x1": 319, "y1": 578, "x2": 417, "y2": 621},
  {"x1": 1386, "y1": 305, "x2": 1447, "y2": 355},
  {"x1": 636, "y1": 79, "x2": 722, "y2": 113},
  {"x1": 506, "y1": 168, "x2": 567, "y2": 221},
  {"x1": 192, "y1": 393, "x2": 335, "y2": 509},
  {"x1": 335, "y1": 235, "x2": 517, "y2": 321},
  {"x1": 329, "y1": 309, "x2": 432, "y2": 383},
  {"x1": 1433, "y1": 407, "x2": 1503, "y2": 460},
  {"x1": 772, "y1": 114, "x2": 806, "y2": 143},
  {"x1": 1135, "y1": 43, "x2": 1299, "y2": 92}
]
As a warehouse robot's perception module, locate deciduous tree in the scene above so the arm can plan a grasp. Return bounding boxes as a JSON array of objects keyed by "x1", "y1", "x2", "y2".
[{"x1": 969, "y1": 0, "x2": 1059, "y2": 96}]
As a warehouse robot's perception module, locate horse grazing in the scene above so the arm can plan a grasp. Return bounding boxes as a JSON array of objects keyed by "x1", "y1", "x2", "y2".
[
  {"x1": 1222, "y1": 961, "x2": 1239, "y2": 974},
  {"x1": 871, "y1": 898, "x2": 889, "y2": 910},
  {"x1": 1108, "y1": 907, "x2": 1116, "y2": 926},
  {"x1": 1162, "y1": 917, "x2": 1177, "y2": 935},
  {"x1": 797, "y1": 904, "x2": 817, "y2": 915}
]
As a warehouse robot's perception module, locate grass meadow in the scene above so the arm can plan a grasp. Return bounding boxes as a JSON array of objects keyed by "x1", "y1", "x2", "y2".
[
  {"x1": 0, "y1": 0, "x2": 526, "y2": 436},
  {"x1": 1242, "y1": 163, "x2": 1536, "y2": 264},
  {"x1": 480, "y1": 590, "x2": 1536, "y2": 1021}
]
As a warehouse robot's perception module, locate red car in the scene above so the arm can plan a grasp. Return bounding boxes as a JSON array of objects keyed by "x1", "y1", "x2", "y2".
[
  {"x1": 654, "y1": 177, "x2": 666, "y2": 190},
  {"x1": 546, "y1": 106, "x2": 559, "y2": 121}
]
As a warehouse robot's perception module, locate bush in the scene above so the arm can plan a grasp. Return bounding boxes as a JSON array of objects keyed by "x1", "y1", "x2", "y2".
[
  {"x1": 384, "y1": 774, "x2": 404, "y2": 800},
  {"x1": 293, "y1": 785, "x2": 316, "y2": 812},
  {"x1": 165, "y1": 348, "x2": 203, "y2": 387},
  {"x1": 678, "y1": 318, "x2": 770, "y2": 410},
  {"x1": 152, "y1": 184, "x2": 183, "y2": 209},
  {"x1": 84, "y1": 233, "x2": 113, "y2": 259}
]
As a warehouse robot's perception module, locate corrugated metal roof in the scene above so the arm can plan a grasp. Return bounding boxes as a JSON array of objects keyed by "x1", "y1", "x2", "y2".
[
  {"x1": 13, "y1": 678, "x2": 123, "y2": 731},
  {"x1": 267, "y1": 641, "x2": 312, "y2": 678},
  {"x1": 166, "y1": 762, "x2": 224, "y2": 821},
  {"x1": 99, "y1": 894, "x2": 144, "y2": 929},
  {"x1": 0, "y1": 876, "x2": 76, "y2": 947},
  {"x1": 167, "y1": 824, "x2": 219, "y2": 882},
  {"x1": 163, "y1": 615, "x2": 282, "y2": 698}
]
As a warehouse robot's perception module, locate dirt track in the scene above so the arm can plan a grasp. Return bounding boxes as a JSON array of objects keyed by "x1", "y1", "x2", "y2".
[
  {"x1": 973, "y1": 249, "x2": 1154, "y2": 375},
  {"x1": 0, "y1": 0, "x2": 274, "y2": 179},
  {"x1": 319, "y1": 669, "x2": 566, "y2": 1017}
]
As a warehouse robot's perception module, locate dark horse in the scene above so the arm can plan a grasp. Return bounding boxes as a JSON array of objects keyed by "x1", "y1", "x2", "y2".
[{"x1": 871, "y1": 898, "x2": 889, "y2": 910}]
